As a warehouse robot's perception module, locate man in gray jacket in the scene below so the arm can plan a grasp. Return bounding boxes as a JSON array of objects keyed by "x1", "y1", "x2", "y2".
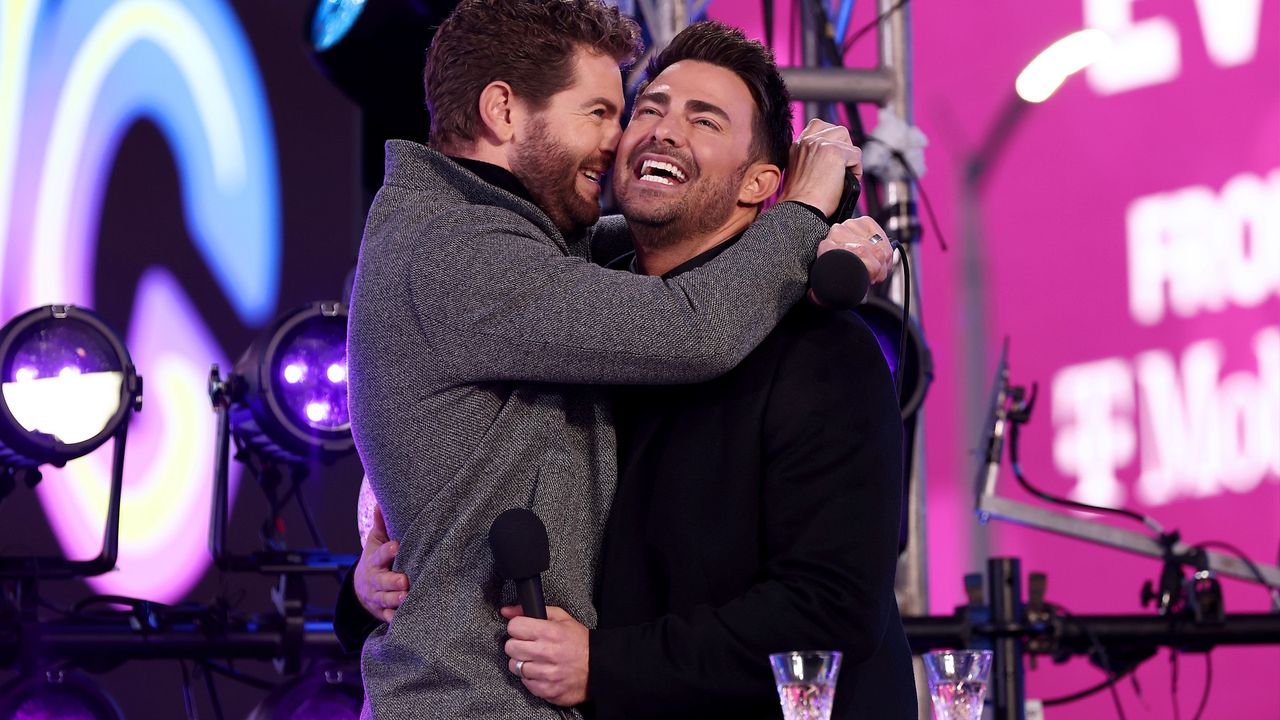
[{"x1": 347, "y1": 2, "x2": 885, "y2": 718}]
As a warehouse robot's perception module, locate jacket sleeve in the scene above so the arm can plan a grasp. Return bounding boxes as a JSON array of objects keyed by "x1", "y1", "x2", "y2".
[
  {"x1": 586, "y1": 311, "x2": 904, "y2": 717},
  {"x1": 587, "y1": 214, "x2": 634, "y2": 266},
  {"x1": 333, "y1": 563, "x2": 382, "y2": 655},
  {"x1": 406, "y1": 200, "x2": 829, "y2": 386}
]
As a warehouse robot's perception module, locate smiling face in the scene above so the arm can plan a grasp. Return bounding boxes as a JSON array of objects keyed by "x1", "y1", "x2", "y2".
[
  {"x1": 509, "y1": 47, "x2": 625, "y2": 233},
  {"x1": 613, "y1": 60, "x2": 766, "y2": 246}
]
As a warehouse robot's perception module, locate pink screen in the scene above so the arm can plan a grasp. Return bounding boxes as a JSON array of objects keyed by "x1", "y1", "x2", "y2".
[{"x1": 709, "y1": 1, "x2": 1279, "y2": 716}]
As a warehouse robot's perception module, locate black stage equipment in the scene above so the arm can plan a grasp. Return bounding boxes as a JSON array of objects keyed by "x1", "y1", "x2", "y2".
[
  {"x1": 898, "y1": 341, "x2": 1280, "y2": 719},
  {"x1": 208, "y1": 301, "x2": 360, "y2": 674},
  {"x1": 0, "y1": 669, "x2": 125, "y2": 720},
  {"x1": 0, "y1": 304, "x2": 142, "y2": 578},
  {"x1": 307, "y1": 0, "x2": 458, "y2": 196}
]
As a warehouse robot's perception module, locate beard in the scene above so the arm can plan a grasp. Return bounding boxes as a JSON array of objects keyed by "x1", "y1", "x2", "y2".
[
  {"x1": 618, "y1": 146, "x2": 748, "y2": 251},
  {"x1": 509, "y1": 115, "x2": 602, "y2": 234}
]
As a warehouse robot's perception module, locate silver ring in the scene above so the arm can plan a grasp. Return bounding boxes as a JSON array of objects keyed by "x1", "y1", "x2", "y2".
[
  {"x1": 514, "y1": 659, "x2": 526, "y2": 679},
  {"x1": 868, "y1": 233, "x2": 884, "y2": 245}
]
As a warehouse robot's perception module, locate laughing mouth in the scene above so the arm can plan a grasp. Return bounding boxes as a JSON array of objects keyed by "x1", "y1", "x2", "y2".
[{"x1": 637, "y1": 158, "x2": 688, "y2": 186}]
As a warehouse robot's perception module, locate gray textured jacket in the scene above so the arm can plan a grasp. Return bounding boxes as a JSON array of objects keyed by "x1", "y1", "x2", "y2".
[{"x1": 348, "y1": 140, "x2": 828, "y2": 719}]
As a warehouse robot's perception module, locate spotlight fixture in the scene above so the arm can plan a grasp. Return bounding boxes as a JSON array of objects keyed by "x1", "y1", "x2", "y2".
[
  {"x1": 215, "y1": 301, "x2": 353, "y2": 467},
  {"x1": 0, "y1": 305, "x2": 142, "y2": 578},
  {"x1": 208, "y1": 301, "x2": 357, "y2": 576},
  {"x1": 307, "y1": 0, "x2": 458, "y2": 194},
  {"x1": 0, "y1": 670, "x2": 124, "y2": 720},
  {"x1": 246, "y1": 668, "x2": 363, "y2": 720},
  {"x1": 0, "y1": 305, "x2": 141, "y2": 473},
  {"x1": 306, "y1": 0, "x2": 452, "y2": 111},
  {"x1": 853, "y1": 297, "x2": 931, "y2": 421}
]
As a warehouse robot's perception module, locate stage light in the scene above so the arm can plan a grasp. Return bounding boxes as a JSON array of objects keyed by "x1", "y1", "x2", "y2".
[
  {"x1": 306, "y1": 0, "x2": 458, "y2": 193},
  {"x1": 208, "y1": 302, "x2": 358, "y2": 578},
  {"x1": 0, "y1": 670, "x2": 124, "y2": 720},
  {"x1": 1015, "y1": 29, "x2": 1112, "y2": 103},
  {"x1": 246, "y1": 668, "x2": 362, "y2": 720},
  {"x1": 0, "y1": 305, "x2": 141, "y2": 473},
  {"x1": 0, "y1": 305, "x2": 141, "y2": 578},
  {"x1": 218, "y1": 301, "x2": 354, "y2": 467},
  {"x1": 311, "y1": 0, "x2": 369, "y2": 52},
  {"x1": 306, "y1": 0, "x2": 454, "y2": 109},
  {"x1": 854, "y1": 297, "x2": 931, "y2": 421}
]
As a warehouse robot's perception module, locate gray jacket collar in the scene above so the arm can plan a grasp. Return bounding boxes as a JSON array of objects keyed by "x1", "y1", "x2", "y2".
[{"x1": 382, "y1": 139, "x2": 572, "y2": 254}]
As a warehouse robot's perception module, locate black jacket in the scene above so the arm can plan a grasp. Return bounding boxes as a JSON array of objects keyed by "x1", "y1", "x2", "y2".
[{"x1": 587, "y1": 301, "x2": 915, "y2": 720}]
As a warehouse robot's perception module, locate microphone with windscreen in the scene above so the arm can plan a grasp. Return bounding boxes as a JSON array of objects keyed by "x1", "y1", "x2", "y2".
[{"x1": 488, "y1": 508, "x2": 549, "y2": 620}]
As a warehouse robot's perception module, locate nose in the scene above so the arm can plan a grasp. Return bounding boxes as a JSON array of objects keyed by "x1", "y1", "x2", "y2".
[
  {"x1": 601, "y1": 117, "x2": 622, "y2": 155},
  {"x1": 652, "y1": 114, "x2": 685, "y2": 147}
]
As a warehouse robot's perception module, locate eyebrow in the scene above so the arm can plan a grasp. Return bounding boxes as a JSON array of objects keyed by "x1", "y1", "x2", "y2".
[
  {"x1": 636, "y1": 91, "x2": 731, "y2": 124},
  {"x1": 582, "y1": 96, "x2": 620, "y2": 115},
  {"x1": 685, "y1": 99, "x2": 731, "y2": 124}
]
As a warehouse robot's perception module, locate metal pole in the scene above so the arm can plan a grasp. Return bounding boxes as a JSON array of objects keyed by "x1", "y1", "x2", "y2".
[
  {"x1": 799, "y1": 0, "x2": 821, "y2": 121},
  {"x1": 989, "y1": 557, "x2": 1026, "y2": 720},
  {"x1": 777, "y1": 67, "x2": 896, "y2": 103},
  {"x1": 877, "y1": 0, "x2": 927, "y2": 615}
]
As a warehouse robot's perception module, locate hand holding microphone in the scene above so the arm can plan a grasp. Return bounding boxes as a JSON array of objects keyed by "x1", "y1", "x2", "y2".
[
  {"x1": 779, "y1": 119, "x2": 863, "y2": 217},
  {"x1": 809, "y1": 217, "x2": 896, "y2": 309},
  {"x1": 491, "y1": 508, "x2": 590, "y2": 706}
]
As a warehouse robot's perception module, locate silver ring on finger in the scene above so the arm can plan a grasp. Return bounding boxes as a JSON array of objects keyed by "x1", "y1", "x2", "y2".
[
  {"x1": 515, "y1": 659, "x2": 526, "y2": 679},
  {"x1": 868, "y1": 233, "x2": 884, "y2": 245}
]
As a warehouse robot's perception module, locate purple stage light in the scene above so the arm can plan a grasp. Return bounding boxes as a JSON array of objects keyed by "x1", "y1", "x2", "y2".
[
  {"x1": 326, "y1": 362, "x2": 346, "y2": 383},
  {"x1": 0, "y1": 305, "x2": 139, "y2": 468},
  {"x1": 227, "y1": 301, "x2": 354, "y2": 466},
  {"x1": 851, "y1": 297, "x2": 931, "y2": 421},
  {"x1": 5, "y1": 320, "x2": 118, "y2": 383},
  {"x1": 304, "y1": 401, "x2": 330, "y2": 424},
  {"x1": 246, "y1": 669, "x2": 362, "y2": 720},
  {"x1": 271, "y1": 315, "x2": 349, "y2": 432},
  {"x1": 0, "y1": 671, "x2": 124, "y2": 720},
  {"x1": 282, "y1": 362, "x2": 305, "y2": 384}
]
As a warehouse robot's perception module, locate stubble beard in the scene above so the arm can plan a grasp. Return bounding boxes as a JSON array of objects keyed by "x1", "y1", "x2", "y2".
[
  {"x1": 509, "y1": 115, "x2": 602, "y2": 234},
  {"x1": 621, "y1": 163, "x2": 747, "y2": 252}
]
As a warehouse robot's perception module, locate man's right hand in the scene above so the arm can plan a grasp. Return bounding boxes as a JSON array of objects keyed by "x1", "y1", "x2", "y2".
[
  {"x1": 778, "y1": 118, "x2": 863, "y2": 218},
  {"x1": 356, "y1": 505, "x2": 410, "y2": 623},
  {"x1": 820, "y1": 216, "x2": 893, "y2": 282}
]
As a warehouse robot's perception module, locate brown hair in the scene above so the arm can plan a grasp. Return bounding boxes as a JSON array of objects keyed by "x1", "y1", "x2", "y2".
[
  {"x1": 643, "y1": 21, "x2": 792, "y2": 169},
  {"x1": 424, "y1": 0, "x2": 642, "y2": 150}
]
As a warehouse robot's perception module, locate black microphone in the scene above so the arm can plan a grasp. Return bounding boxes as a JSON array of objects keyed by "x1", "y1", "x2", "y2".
[
  {"x1": 809, "y1": 169, "x2": 873, "y2": 310},
  {"x1": 488, "y1": 508, "x2": 549, "y2": 620},
  {"x1": 810, "y1": 248, "x2": 871, "y2": 310}
]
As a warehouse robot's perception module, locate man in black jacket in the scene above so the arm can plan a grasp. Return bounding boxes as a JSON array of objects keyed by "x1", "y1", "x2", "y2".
[{"x1": 342, "y1": 20, "x2": 913, "y2": 720}]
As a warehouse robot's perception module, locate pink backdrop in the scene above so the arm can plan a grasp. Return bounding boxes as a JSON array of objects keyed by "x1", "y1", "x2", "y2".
[{"x1": 711, "y1": 1, "x2": 1280, "y2": 717}]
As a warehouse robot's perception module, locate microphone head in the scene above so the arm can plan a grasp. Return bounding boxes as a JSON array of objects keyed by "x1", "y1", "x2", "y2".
[
  {"x1": 488, "y1": 508, "x2": 550, "y2": 580},
  {"x1": 810, "y1": 248, "x2": 871, "y2": 310}
]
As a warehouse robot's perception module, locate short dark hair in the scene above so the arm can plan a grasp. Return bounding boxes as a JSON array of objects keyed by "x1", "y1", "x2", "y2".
[
  {"x1": 424, "y1": 0, "x2": 642, "y2": 150},
  {"x1": 643, "y1": 21, "x2": 792, "y2": 169}
]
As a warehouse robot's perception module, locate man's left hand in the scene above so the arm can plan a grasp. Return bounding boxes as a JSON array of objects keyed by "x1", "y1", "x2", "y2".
[{"x1": 501, "y1": 605, "x2": 589, "y2": 706}]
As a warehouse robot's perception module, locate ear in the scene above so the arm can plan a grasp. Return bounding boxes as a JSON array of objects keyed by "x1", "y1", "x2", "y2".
[
  {"x1": 476, "y1": 80, "x2": 519, "y2": 144},
  {"x1": 737, "y1": 162, "x2": 783, "y2": 205}
]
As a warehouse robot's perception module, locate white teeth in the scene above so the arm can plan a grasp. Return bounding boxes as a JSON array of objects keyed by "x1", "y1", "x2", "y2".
[
  {"x1": 640, "y1": 159, "x2": 686, "y2": 182},
  {"x1": 583, "y1": 170, "x2": 600, "y2": 182},
  {"x1": 639, "y1": 175, "x2": 674, "y2": 186}
]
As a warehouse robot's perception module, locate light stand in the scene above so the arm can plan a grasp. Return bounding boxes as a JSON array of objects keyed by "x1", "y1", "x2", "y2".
[
  {"x1": 974, "y1": 343, "x2": 1280, "y2": 590},
  {"x1": 929, "y1": 343, "x2": 1280, "y2": 719}
]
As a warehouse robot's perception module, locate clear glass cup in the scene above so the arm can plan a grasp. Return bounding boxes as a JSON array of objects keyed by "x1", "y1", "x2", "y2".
[
  {"x1": 923, "y1": 649, "x2": 993, "y2": 720},
  {"x1": 769, "y1": 651, "x2": 843, "y2": 720}
]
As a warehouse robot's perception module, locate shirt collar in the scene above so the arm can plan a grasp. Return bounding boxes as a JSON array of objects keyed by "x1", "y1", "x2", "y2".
[
  {"x1": 607, "y1": 233, "x2": 744, "y2": 278},
  {"x1": 448, "y1": 156, "x2": 538, "y2": 207}
]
